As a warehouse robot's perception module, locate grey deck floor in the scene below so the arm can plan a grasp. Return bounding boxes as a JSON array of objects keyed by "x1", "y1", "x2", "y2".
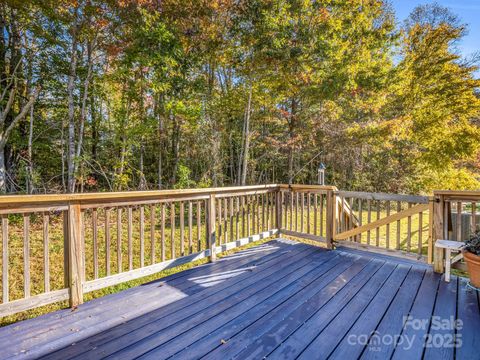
[{"x1": 1, "y1": 239, "x2": 479, "y2": 360}]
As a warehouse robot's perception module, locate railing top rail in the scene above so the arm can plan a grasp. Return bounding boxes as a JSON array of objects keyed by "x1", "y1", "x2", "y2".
[
  {"x1": 278, "y1": 184, "x2": 337, "y2": 191},
  {"x1": 0, "y1": 184, "x2": 280, "y2": 206},
  {"x1": 434, "y1": 190, "x2": 480, "y2": 201},
  {"x1": 335, "y1": 190, "x2": 430, "y2": 204}
]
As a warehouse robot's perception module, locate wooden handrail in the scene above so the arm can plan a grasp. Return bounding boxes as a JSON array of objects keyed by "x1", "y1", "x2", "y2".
[{"x1": 0, "y1": 184, "x2": 280, "y2": 206}]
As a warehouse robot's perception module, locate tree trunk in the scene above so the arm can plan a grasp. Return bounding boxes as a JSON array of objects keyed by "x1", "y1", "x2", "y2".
[
  {"x1": 240, "y1": 87, "x2": 252, "y2": 186},
  {"x1": 67, "y1": 28, "x2": 78, "y2": 193},
  {"x1": 0, "y1": 141, "x2": 6, "y2": 193}
]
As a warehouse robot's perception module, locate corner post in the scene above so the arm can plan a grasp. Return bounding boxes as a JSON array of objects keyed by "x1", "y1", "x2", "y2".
[
  {"x1": 325, "y1": 189, "x2": 335, "y2": 249},
  {"x1": 276, "y1": 189, "x2": 283, "y2": 236},
  {"x1": 66, "y1": 202, "x2": 83, "y2": 307},
  {"x1": 433, "y1": 193, "x2": 445, "y2": 273},
  {"x1": 208, "y1": 194, "x2": 217, "y2": 262}
]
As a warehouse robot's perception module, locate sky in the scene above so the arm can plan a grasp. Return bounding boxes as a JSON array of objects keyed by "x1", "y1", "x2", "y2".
[{"x1": 391, "y1": 0, "x2": 480, "y2": 58}]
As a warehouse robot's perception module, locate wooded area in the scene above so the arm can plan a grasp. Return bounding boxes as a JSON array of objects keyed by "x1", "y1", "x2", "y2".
[{"x1": 0, "y1": 0, "x2": 479, "y2": 194}]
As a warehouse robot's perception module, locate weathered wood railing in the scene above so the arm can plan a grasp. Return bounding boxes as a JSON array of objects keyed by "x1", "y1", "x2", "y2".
[
  {"x1": 0, "y1": 185, "x2": 476, "y2": 318},
  {"x1": 432, "y1": 190, "x2": 480, "y2": 273},
  {"x1": 0, "y1": 185, "x2": 279, "y2": 317}
]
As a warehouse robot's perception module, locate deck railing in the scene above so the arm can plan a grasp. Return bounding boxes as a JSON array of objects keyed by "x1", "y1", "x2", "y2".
[{"x1": 0, "y1": 184, "x2": 475, "y2": 318}]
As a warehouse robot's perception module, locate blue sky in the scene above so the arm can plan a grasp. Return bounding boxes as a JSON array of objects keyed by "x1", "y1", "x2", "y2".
[{"x1": 391, "y1": 0, "x2": 480, "y2": 58}]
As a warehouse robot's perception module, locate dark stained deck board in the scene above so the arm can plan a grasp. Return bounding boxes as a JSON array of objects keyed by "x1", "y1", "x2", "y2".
[
  {"x1": 297, "y1": 266, "x2": 420, "y2": 360},
  {"x1": 266, "y1": 263, "x2": 409, "y2": 359},
  {"x1": 390, "y1": 270, "x2": 441, "y2": 360},
  {"x1": 423, "y1": 276, "x2": 458, "y2": 360},
  {"x1": 44, "y1": 243, "x2": 320, "y2": 360},
  {"x1": 456, "y1": 277, "x2": 480, "y2": 360},
  {"x1": 59, "y1": 245, "x2": 331, "y2": 359},
  {"x1": 5, "y1": 240, "x2": 311, "y2": 359},
  {"x1": 357, "y1": 267, "x2": 426, "y2": 359},
  {"x1": 0, "y1": 241, "x2": 290, "y2": 344},
  {"x1": 102, "y1": 252, "x2": 350, "y2": 359},
  {"x1": 200, "y1": 259, "x2": 385, "y2": 360},
  {"x1": 171, "y1": 256, "x2": 380, "y2": 360},
  {"x1": 0, "y1": 240, "x2": 478, "y2": 360}
]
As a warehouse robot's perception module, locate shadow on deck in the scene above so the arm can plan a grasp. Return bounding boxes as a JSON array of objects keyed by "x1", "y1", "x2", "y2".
[{"x1": 1, "y1": 239, "x2": 479, "y2": 360}]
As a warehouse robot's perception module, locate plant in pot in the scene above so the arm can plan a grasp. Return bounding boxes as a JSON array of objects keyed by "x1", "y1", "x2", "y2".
[{"x1": 464, "y1": 231, "x2": 480, "y2": 288}]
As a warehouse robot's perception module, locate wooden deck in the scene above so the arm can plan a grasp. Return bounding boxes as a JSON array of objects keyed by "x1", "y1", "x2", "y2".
[{"x1": 1, "y1": 239, "x2": 479, "y2": 360}]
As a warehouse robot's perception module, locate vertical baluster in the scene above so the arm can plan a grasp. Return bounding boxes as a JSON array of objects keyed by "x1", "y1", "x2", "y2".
[
  {"x1": 349, "y1": 197, "x2": 354, "y2": 241},
  {"x1": 196, "y1": 201, "x2": 201, "y2": 251},
  {"x1": 256, "y1": 195, "x2": 260, "y2": 234},
  {"x1": 262, "y1": 193, "x2": 266, "y2": 231},
  {"x1": 247, "y1": 196, "x2": 251, "y2": 236},
  {"x1": 229, "y1": 197, "x2": 234, "y2": 241},
  {"x1": 271, "y1": 192, "x2": 275, "y2": 230},
  {"x1": 150, "y1": 205, "x2": 155, "y2": 264},
  {"x1": 367, "y1": 199, "x2": 372, "y2": 245},
  {"x1": 43, "y1": 213, "x2": 50, "y2": 292},
  {"x1": 320, "y1": 194, "x2": 324, "y2": 237},
  {"x1": 418, "y1": 211, "x2": 423, "y2": 255},
  {"x1": 236, "y1": 197, "x2": 240, "y2": 240},
  {"x1": 471, "y1": 202, "x2": 477, "y2": 234},
  {"x1": 92, "y1": 209, "x2": 98, "y2": 279},
  {"x1": 217, "y1": 199, "x2": 222, "y2": 244},
  {"x1": 138, "y1": 207, "x2": 144, "y2": 268},
  {"x1": 106, "y1": 208, "x2": 111, "y2": 275},
  {"x1": 23, "y1": 214, "x2": 30, "y2": 298},
  {"x1": 180, "y1": 202, "x2": 185, "y2": 256},
  {"x1": 161, "y1": 203, "x2": 166, "y2": 261},
  {"x1": 456, "y1": 201, "x2": 462, "y2": 241},
  {"x1": 251, "y1": 195, "x2": 256, "y2": 235},
  {"x1": 289, "y1": 192, "x2": 293, "y2": 230},
  {"x1": 2, "y1": 215, "x2": 8, "y2": 302},
  {"x1": 266, "y1": 192, "x2": 270, "y2": 229},
  {"x1": 407, "y1": 203, "x2": 412, "y2": 252},
  {"x1": 117, "y1": 208, "x2": 122, "y2": 273},
  {"x1": 188, "y1": 202, "x2": 193, "y2": 254},
  {"x1": 307, "y1": 193, "x2": 311, "y2": 234},
  {"x1": 242, "y1": 196, "x2": 246, "y2": 237},
  {"x1": 300, "y1": 193, "x2": 304, "y2": 233},
  {"x1": 128, "y1": 207, "x2": 133, "y2": 270},
  {"x1": 376, "y1": 201, "x2": 380, "y2": 247},
  {"x1": 224, "y1": 198, "x2": 229, "y2": 242},
  {"x1": 283, "y1": 192, "x2": 288, "y2": 228},
  {"x1": 358, "y1": 198, "x2": 363, "y2": 243},
  {"x1": 171, "y1": 202, "x2": 175, "y2": 259},
  {"x1": 386, "y1": 201, "x2": 390, "y2": 248},
  {"x1": 294, "y1": 192, "x2": 298, "y2": 231},
  {"x1": 396, "y1": 201, "x2": 401, "y2": 250}
]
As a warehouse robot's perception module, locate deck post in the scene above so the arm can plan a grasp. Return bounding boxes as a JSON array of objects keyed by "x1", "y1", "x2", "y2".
[
  {"x1": 325, "y1": 189, "x2": 335, "y2": 249},
  {"x1": 276, "y1": 190, "x2": 282, "y2": 236},
  {"x1": 433, "y1": 193, "x2": 445, "y2": 273},
  {"x1": 65, "y1": 203, "x2": 84, "y2": 307},
  {"x1": 207, "y1": 194, "x2": 217, "y2": 262}
]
